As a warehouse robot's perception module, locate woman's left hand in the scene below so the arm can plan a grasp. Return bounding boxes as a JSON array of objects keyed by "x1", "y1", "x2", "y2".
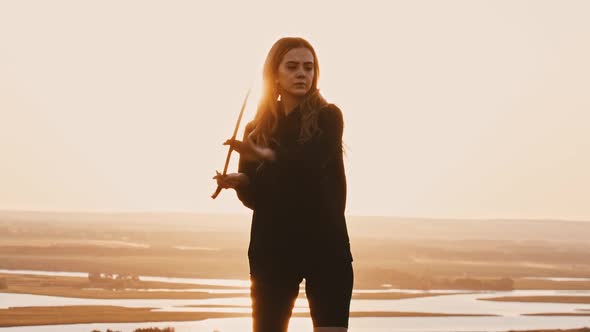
[{"x1": 223, "y1": 138, "x2": 276, "y2": 162}]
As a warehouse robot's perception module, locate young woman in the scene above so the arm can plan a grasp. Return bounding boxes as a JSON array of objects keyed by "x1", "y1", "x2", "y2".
[{"x1": 214, "y1": 37, "x2": 353, "y2": 332}]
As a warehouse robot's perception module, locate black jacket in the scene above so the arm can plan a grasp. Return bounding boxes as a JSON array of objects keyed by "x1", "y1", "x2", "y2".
[{"x1": 236, "y1": 102, "x2": 353, "y2": 268}]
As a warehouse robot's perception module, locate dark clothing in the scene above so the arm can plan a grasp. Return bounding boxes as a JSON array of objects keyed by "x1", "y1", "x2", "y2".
[
  {"x1": 250, "y1": 260, "x2": 353, "y2": 331},
  {"x1": 237, "y1": 102, "x2": 354, "y2": 330},
  {"x1": 235, "y1": 102, "x2": 353, "y2": 268}
]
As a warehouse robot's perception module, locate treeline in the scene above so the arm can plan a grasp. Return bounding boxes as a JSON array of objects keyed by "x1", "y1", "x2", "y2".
[
  {"x1": 88, "y1": 272, "x2": 140, "y2": 282},
  {"x1": 87, "y1": 272, "x2": 140, "y2": 290}
]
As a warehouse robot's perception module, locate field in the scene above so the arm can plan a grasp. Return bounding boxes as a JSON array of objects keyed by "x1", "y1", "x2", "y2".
[{"x1": 2, "y1": 210, "x2": 590, "y2": 330}]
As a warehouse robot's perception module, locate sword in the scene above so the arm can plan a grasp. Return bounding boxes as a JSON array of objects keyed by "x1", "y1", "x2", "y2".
[{"x1": 211, "y1": 88, "x2": 251, "y2": 199}]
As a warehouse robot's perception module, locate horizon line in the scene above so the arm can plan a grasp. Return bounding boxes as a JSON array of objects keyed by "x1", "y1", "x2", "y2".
[{"x1": 0, "y1": 208, "x2": 588, "y2": 223}]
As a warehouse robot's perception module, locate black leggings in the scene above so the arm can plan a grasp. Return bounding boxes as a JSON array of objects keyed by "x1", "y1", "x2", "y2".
[{"x1": 249, "y1": 260, "x2": 353, "y2": 332}]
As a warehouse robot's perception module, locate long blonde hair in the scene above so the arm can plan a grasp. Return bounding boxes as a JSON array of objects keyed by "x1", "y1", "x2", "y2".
[{"x1": 250, "y1": 37, "x2": 328, "y2": 147}]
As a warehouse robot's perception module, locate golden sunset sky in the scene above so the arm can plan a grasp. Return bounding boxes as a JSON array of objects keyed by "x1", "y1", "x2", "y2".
[{"x1": 1, "y1": 0, "x2": 588, "y2": 220}]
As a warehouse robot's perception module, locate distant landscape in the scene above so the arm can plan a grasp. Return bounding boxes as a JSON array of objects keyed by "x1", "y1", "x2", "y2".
[
  {"x1": 2, "y1": 210, "x2": 590, "y2": 330},
  {"x1": 1, "y1": 210, "x2": 590, "y2": 289}
]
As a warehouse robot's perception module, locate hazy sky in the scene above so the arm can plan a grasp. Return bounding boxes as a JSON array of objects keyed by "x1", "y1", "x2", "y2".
[{"x1": 1, "y1": 1, "x2": 589, "y2": 220}]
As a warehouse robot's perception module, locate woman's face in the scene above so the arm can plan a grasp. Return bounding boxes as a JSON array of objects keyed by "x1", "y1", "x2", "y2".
[{"x1": 276, "y1": 47, "x2": 315, "y2": 99}]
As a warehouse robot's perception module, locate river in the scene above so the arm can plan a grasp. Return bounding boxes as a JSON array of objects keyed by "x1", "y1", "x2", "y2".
[{"x1": 1, "y1": 269, "x2": 589, "y2": 332}]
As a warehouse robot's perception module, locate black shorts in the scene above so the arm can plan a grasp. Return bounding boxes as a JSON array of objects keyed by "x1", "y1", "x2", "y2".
[{"x1": 249, "y1": 260, "x2": 354, "y2": 332}]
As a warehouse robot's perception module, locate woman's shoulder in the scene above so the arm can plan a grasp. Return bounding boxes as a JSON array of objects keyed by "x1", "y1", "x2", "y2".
[
  {"x1": 320, "y1": 102, "x2": 342, "y2": 114},
  {"x1": 319, "y1": 103, "x2": 344, "y2": 128}
]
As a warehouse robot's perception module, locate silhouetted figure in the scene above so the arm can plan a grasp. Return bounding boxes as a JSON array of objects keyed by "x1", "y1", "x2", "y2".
[{"x1": 214, "y1": 37, "x2": 353, "y2": 332}]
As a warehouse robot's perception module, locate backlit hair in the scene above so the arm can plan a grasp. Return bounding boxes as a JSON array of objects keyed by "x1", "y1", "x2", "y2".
[{"x1": 249, "y1": 37, "x2": 328, "y2": 147}]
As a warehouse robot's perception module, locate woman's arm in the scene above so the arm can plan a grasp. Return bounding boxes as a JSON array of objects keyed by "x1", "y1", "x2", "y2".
[
  {"x1": 270, "y1": 104, "x2": 344, "y2": 175},
  {"x1": 235, "y1": 123, "x2": 260, "y2": 209}
]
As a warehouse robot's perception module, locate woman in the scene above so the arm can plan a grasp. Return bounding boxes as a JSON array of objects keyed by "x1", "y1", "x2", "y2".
[{"x1": 214, "y1": 37, "x2": 353, "y2": 332}]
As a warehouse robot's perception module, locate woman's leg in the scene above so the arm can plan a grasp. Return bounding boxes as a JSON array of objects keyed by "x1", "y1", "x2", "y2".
[
  {"x1": 250, "y1": 268, "x2": 303, "y2": 332},
  {"x1": 305, "y1": 260, "x2": 354, "y2": 330}
]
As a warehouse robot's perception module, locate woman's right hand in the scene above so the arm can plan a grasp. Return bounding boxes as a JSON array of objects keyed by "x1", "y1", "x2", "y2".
[{"x1": 212, "y1": 171, "x2": 249, "y2": 190}]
